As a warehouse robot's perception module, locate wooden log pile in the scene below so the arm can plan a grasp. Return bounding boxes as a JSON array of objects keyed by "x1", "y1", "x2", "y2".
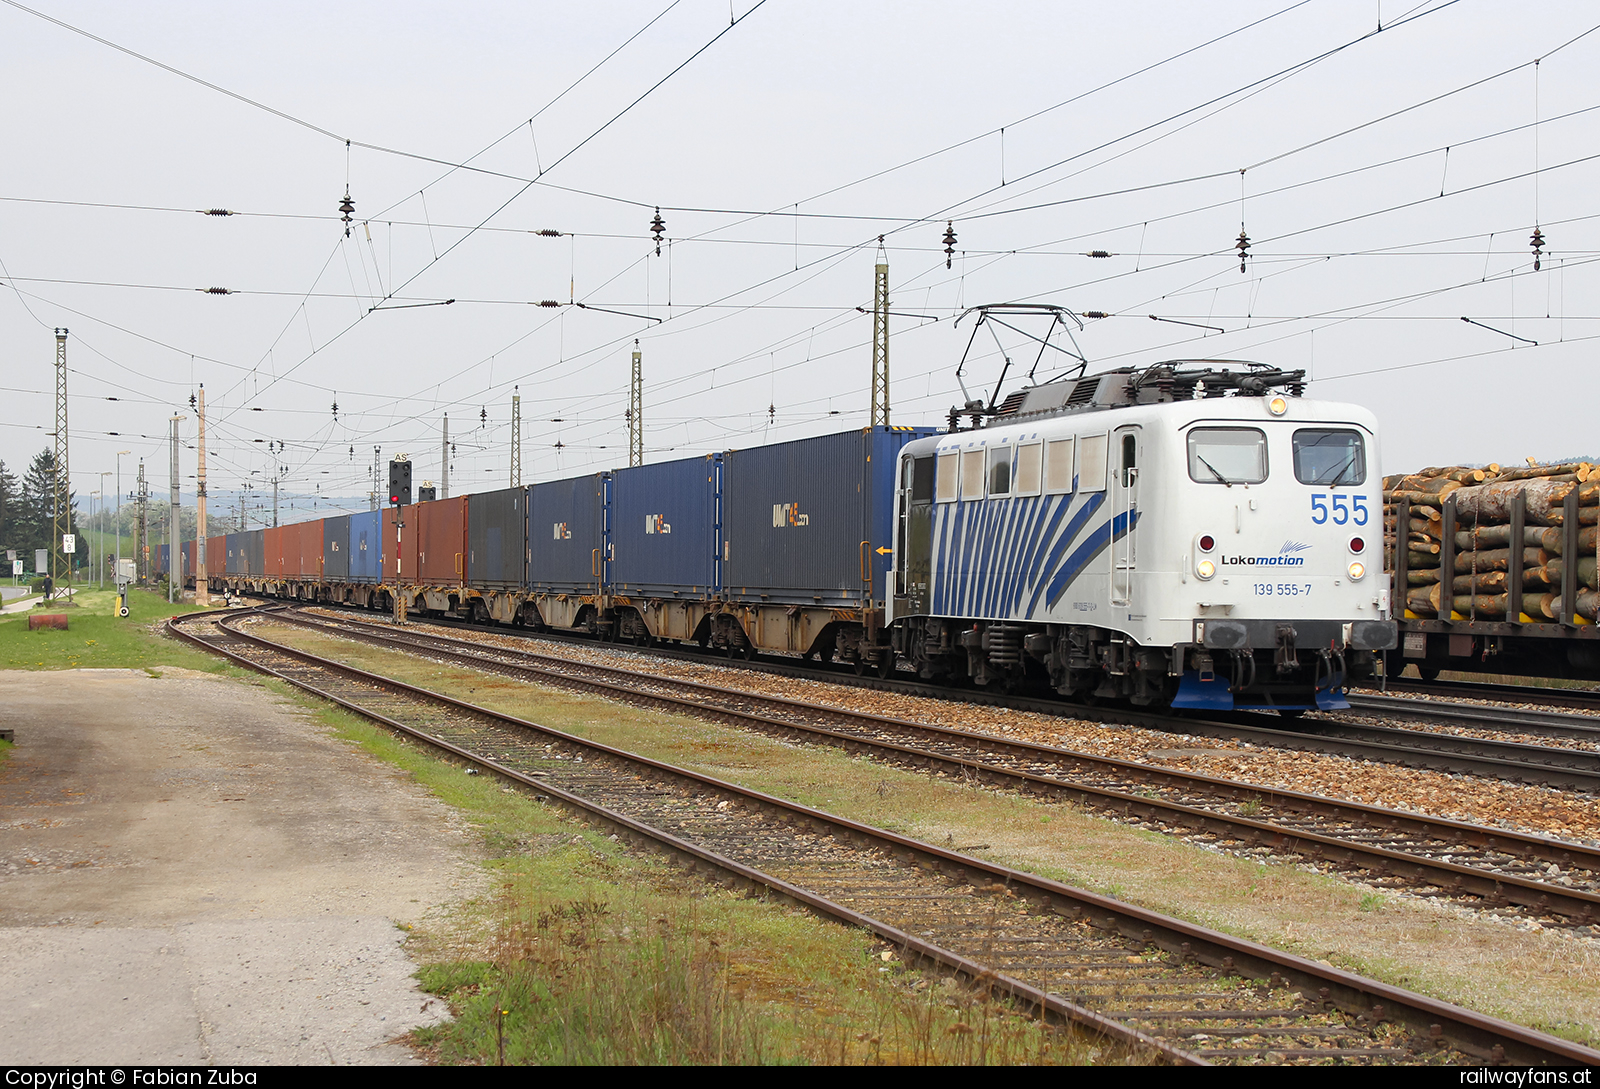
[{"x1": 1384, "y1": 460, "x2": 1600, "y2": 621}]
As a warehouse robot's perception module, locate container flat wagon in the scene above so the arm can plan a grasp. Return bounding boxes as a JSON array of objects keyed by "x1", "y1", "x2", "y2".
[{"x1": 192, "y1": 426, "x2": 933, "y2": 663}]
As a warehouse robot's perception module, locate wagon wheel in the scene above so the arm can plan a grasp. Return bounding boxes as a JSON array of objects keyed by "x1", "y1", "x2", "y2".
[
  {"x1": 852, "y1": 657, "x2": 868, "y2": 677},
  {"x1": 875, "y1": 654, "x2": 895, "y2": 680}
]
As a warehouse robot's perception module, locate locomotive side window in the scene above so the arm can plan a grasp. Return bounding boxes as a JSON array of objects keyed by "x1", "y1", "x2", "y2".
[
  {"x1": 936, "y1": 452, "x2": 959, "y2": 502},
  {"x1": 960, "y1": 449, "x2": 986, "y2": 500},
  {"x1": 1014, "y1": 442, "x2": 1043, "y2": 495},
  {"x1": 988, "y1": 445, "x2": 1011, "y2": 496},
  {"x1": 912, "y1": 456, "x2": 936, "y2": 503},
  {"x1": 1078, "y1": 434, "x2": 1108, "y2": 493},
  {"x1": 1044, "y1": 438, "x2": 1074, "y2": 493},
  {"x1": 1187, "y1": 428, "x2": 1267, "y2": 485},
  {"x1": 1293, "y1": 429, "x2": 1366, "y2": 486}
]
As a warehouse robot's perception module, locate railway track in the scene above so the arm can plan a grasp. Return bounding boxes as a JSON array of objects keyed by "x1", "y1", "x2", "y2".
[
  {"x1": 313, "y1": 604, "x2": 1600, "y2": 790},
  {"x1": 1343, "y1": 692, "x2": 1600, "y2": 744},
  {"x1": 271, "y1": 606, "x2": 1600, "y2": 928},
  {"x1": 167, "y1": 606, "x2": 1600, "y2": 1066},
  {"x1": 1365, "y1": 676, "x2": 1600, "y2": 714}
]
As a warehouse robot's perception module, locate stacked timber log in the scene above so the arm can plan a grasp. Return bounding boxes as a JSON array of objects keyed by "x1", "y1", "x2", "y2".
[{"x1": 1383, "y1": 460, "x2": 1600, "y2": 621}]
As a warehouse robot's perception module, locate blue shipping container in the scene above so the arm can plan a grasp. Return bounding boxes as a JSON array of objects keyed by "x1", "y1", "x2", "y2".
[
  {"x1": 225, "y1": 532, "x2": 243, "y2": 576},
  {"x1": 722, "y1": 427, "x2": 935, "y2": 608},
  {"x1": 527, "y1": 474, "x2": 606, "y2": 593},
  {"x1": 609, "y1": 456, "x2": 718, "y2": 598},
  {"x1": 348, "y1": 509, "x2": 381, "y2": 583}
]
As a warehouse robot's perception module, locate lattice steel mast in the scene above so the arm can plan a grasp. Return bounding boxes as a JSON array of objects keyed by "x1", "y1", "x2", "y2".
[
  {"x1": 628, "y1": 341, "x2": 643, "y2": 467},
  {"x1": 870, "y1": 240, "x2": 890, "y2": 427},
  {"x1": 51, "y1": 329, "x2": 70, "y2": 597},
  {"x1": 510, "y1": 387, "x2": 522, "y2": 486}
]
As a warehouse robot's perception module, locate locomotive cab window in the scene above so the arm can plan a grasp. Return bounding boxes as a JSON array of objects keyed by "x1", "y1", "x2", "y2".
[
  {"x1": 1293, "y1": 429, "x2": 1366, "y2": 486},
  {"x1": 911, "y1": 456, "x2": 936, "y2": 503},
  {"x1": 936, "y1": 451, "x2": 959, "y2": 503},
  {"x1": 1187, "y1": 428, "x2": 1267, "y2": 485},
  {"x1": 988, "y1": 445, "x2": 1011, "y2": 496},
  {"x1": 1014, "y1": 442, "x2": 1043, "y2": 495}
]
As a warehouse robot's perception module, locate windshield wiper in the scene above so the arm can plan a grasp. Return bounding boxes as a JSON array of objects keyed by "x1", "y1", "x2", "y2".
[
  {"x1": 1196, "y1": 455, "x2": 1233, "y2": 487},
  {"x1": 1317, "y1": 451, "x2": 1361, "y2": 486}
]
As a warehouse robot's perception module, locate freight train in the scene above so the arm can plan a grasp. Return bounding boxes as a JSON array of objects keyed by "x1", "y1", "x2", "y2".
[{"x1": 156, "y1": 360, "x2": 1399, "y2": 713}]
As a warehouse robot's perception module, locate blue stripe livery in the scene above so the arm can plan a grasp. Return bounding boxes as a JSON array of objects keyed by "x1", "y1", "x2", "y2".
[{"x1": 930, "y1": 487, "x2": 1139, "y2": 620}]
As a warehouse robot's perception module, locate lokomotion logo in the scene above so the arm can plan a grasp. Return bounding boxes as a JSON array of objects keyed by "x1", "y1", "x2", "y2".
[{"x1": 1221, "y1": 540, "x2": 1311, "y2": 567}]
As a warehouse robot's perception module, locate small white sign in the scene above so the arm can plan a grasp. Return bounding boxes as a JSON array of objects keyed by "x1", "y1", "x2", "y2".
[
  {"x1": 62, "y1": 534, "x2": 76, "y2": 554},
  {"x1": 11, "y1": 560, "x2": 20, "y2": 577}
]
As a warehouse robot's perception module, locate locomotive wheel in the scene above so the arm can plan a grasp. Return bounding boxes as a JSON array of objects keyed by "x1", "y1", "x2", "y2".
[
  {"x1": 852, "y1": 657, "x2": 867, "y2": 677},
  {"x1": 1417, "y1": 666, "x2": 1440, "y2": 682},
  {"x1": 876, "y1": 655, "x2": 894, "y2": 680},
  {"x1": 1278, "y1": 708, "x2": 1307, "y2": 721}
]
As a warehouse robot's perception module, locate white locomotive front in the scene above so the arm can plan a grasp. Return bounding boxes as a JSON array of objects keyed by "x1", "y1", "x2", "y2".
[{"x1": 888, "y1": 361, "x2": 1397, "y2": 712}]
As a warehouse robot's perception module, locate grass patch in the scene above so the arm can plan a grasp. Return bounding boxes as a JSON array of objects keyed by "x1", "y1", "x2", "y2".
[
  {"x1": 0, "y1": 588, "x2": 227, "y2": 673},
  {"x1": 277, "y1": 664, "x2": 1118, "y2": 1065}
]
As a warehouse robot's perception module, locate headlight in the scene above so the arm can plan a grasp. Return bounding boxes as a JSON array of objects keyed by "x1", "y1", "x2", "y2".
[
  {"x1": 1348, "y1": 561, "x2": 1366, "y2": 580},
  {"x1": 1267, "y1": 396, "x2": 1288, "y2": 416},
  {"x1": 1197, "y1": 559, "x2": 1216, "y2": 579}
]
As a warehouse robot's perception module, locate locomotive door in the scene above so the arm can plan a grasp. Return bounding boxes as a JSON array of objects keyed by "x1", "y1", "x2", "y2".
[{"x1": 1111, "y1": 426, "x2": 1140, "y2": 606}]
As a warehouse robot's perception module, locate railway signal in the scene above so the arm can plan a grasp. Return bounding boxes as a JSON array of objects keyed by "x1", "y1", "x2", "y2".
[{"x1": 388, "y1": 457, "x2": 412, "y2": 507}]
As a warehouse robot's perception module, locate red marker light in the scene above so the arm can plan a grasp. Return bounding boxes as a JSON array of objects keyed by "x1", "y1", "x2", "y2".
[
  {"x1": 1350, "y1": 537, "x2": 1365, "y2": 553},
  {"x1": 1198, "y1": 535, "x2": 1215, "y2": 552}
]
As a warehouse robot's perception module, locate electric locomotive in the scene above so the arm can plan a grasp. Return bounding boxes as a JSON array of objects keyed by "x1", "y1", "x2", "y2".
[{"x1": 887, "y1": 360, "x2": 1398, "y2": 712}]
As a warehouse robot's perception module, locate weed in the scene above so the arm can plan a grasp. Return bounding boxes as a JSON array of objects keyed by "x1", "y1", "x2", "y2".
[
  {"x1": 1239, "y1": 797, "x2": 1264, "y2": 818},
  {"x1": 1358, "y1": 892, "x2": 1384, "y2": 913}
]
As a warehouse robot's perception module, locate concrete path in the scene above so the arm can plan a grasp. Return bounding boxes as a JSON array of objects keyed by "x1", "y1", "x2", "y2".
[{"x1": 0, "y1": 668, "x2": 482, "y2": 1064}]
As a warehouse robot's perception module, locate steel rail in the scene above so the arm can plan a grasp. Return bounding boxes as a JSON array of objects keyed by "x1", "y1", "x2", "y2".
[
  {"x1": 270, "y1": 607, "x2": 1600, "y2": 925},
  {"x1": 166, "y1": 607, "x2": 1600, "y2": 1066}
]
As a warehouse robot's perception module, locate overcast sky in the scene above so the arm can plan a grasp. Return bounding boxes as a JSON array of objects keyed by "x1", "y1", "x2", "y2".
[{"x1": 4, "y1": 0, "x2": 1598, "y2": 521}]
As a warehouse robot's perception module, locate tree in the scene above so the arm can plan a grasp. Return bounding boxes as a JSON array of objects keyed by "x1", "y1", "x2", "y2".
[
  {"x1": 0, "y1": 459, "x2": 17, "y2": 553},
  {"x1": 16, "y1": 448, "x2": 76, "y2": 560}
]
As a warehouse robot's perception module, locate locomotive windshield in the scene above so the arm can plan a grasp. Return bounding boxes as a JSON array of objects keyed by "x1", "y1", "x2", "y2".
[
  {"x1": 1293, "y1": 429, "x2": 1366, "y2": 486},
  {"x1": 1187, "y1": 428, "x2": 1267, "y2": 485}
]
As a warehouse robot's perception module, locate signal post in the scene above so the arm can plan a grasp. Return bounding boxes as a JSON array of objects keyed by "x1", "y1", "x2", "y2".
[{"x1": 389, "y1": 456, "x2": 411, "y2": 624}]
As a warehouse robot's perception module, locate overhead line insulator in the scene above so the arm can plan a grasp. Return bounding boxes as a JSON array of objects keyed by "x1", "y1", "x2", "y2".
[
  {"x1": 650, "y1": 208, "x2": 666, "y2": 256},
  {"x1": 537, "y1": 300, "x2": 562, "y2": 308},
  {"x1": 198, "y1": 287, "x2": 234, "y2": 295},
  {"x1": 535, "y1": 229, "x2": 562, "y2": 237},
  {"x1": 201, "y1": 208, "x2": 235, "y2": 216}
]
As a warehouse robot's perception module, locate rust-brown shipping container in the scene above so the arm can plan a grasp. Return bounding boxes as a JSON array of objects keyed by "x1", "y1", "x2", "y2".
[
  {"x1": 263, "y1": 525, "x2": 288, "y2": 578},
  {"x1": 287, "y1": 518, "x2": 324, "y2": 580},
  {"x1": 205, "y1": 534, "x2": 227, "y2": 578},
  {"x1": 417, "y1": 497, "x2": 468, "y2": 585}
]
